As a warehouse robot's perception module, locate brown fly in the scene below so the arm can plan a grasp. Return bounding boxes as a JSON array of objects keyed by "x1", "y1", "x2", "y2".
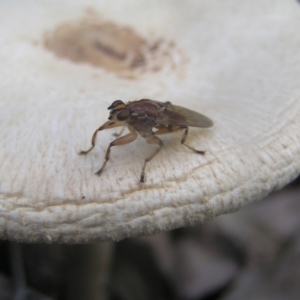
[{"x1": 79, "y1": 99, "x2": 213, "y2": 183}]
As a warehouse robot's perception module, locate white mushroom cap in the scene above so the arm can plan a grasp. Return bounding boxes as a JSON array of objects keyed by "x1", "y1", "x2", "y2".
[{"x1": 0, "y1": 0, "x2": 299, "y2": 243}]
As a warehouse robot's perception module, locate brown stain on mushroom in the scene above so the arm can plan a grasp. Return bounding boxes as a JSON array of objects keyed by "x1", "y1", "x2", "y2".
[{"x1": 44, "y1": 15, "x2": 181, "y2": 78}]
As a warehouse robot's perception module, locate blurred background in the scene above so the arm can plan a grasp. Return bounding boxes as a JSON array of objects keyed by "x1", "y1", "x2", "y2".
[{"x1": 1, "y1": 175, "x2": 300, "y2": 300}]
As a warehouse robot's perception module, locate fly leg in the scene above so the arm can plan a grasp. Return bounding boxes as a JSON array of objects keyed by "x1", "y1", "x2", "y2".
[
  {"x1": 180, "y1": 126, "x2": 205, "y2": 154},
  {"x1": 140, "y1": 134, "x2": 163, "y2": 183},
  {"x1": 79, "y1": 128, "x2": 100, "y2": 155},
  {"x1": 95, "y1": 131, "x2": 138, "y2": 176},
  {"x1": 79, "y1": 121, "x2": 124, "y2": 155},
  {"x1": 155, "y1": 125, "x2": 205, "y2": 154}
]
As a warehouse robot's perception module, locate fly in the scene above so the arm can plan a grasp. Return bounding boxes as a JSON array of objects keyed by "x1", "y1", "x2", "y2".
[{"x1": 79, "y1": 99, "x2": 213, "y2": 183}]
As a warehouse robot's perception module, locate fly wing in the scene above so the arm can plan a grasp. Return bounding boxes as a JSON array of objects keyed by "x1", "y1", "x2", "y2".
[{"x1": 164, "y1": 103, "x2": 214, "y2": 128}]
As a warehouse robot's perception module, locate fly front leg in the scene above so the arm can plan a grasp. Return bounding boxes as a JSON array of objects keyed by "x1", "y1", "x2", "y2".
[
  {"x1": 140, "y1": 134, "x2": 163, "y2": 183},
  {"x1": 79, "y1": 121, "x2": 124, "y2": 155},
  {"x1": 95, "y1": 131, "x2": 138, "y2": 176},
  {"x1": 181, "y1": 126, "x2": 205, "y2": 154},
  {"x1": 79, "y1": 128, "x2": 100, "y2": 155}
]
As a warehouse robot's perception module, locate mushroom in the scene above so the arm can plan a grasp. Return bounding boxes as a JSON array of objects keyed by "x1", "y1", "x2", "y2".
[{"x1": 0, "y1": 0, "x2": 300, "y2": 244}]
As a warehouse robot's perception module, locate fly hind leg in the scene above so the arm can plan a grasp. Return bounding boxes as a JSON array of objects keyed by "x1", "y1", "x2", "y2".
[
  {"x1": 155, "y1": 125, "x2": 205, "y2": 154},
  {"x1": 181, "y1": 126, "x2": 205, "y2": 154},
  {"x1": 95, "y1": 131, "x2": 138, "y2": 176},
  {"x1": 140, "y1": 134, "x2": 163, "y2": 183}
]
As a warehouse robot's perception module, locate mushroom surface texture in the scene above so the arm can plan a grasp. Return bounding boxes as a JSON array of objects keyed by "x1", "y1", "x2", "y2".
[{"x1": 0, "y1": 0, "x2": 300, "y2": 243}]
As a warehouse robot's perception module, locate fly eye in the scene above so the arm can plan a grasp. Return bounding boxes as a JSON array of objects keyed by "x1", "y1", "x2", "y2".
[{"x1": 117, "y1": 108, "x2": 130, "y2": 121}]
